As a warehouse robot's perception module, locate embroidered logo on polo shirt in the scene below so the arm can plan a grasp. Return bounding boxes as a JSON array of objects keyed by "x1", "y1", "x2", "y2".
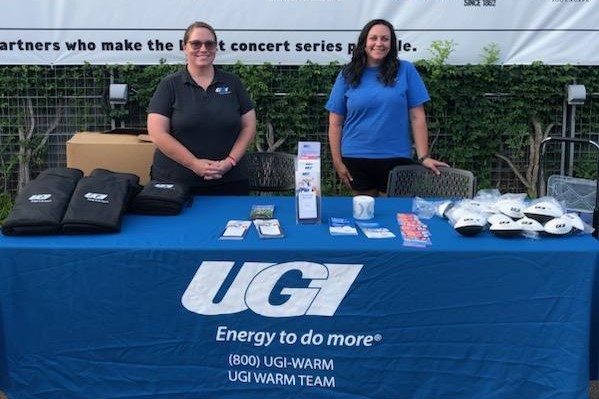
[{"x1": 215, "y1": 86, "x2": 232, "y2": 95}]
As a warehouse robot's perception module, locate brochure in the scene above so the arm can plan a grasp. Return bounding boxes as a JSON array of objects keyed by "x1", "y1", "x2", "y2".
[
  {"x1": 295, "y1": 141, "x2": 321, "y2": 224},
  {"x1": 297, "y1": 190, "x2": 318, "y2": 220},
  {"x1": 329, "y1": 217, "x2": 358, "y2": 236},
  {"x1": 253, "y1": 219, "x2": 285, "y2": 239},
  {"x1": 219, "y1": 220, "x2": 252, "y2": 240},
  {"x1": 396, "y1": 213, "x2": 432, "y2": 247},
  {"x1": 250, "y1": 204, "x2": 275, "y2": 220},
  {"x1": 356, "y1": 221, "x2": 396, "y2": 239}
]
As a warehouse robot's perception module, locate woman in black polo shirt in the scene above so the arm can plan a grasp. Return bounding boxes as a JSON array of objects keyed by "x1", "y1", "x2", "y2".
[{"x1": 147, "y1": 21, "x2": 257, "y2": 195}]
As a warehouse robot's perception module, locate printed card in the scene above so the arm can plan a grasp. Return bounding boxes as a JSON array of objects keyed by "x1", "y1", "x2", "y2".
[
  {"x1": 356, "y1": 221, "x2": 396, "y2": 239},
  {"x1": 329, "y1": 217, "x2": 358, "y2": 236},
  {"x1": 253, "y1": 219, "x2": 285, "y2": 239},
  {"x1": 250, "y1": 204, "x2": 275, "y2": 220},
  {"x1": 219, "y1": 220, "x2": 252, "y2": 240}
]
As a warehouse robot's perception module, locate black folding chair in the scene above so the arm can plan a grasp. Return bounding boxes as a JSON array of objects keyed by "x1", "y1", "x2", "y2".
[
  {"x1": 538, "y1": 136, "x2": 599, "y2": 238},
  {"x1": 386, "y1": 164, "x2": 476, "y2": 199},
  {"x1": 246, "y1": 152, "x2": 296, "y2": 194}
]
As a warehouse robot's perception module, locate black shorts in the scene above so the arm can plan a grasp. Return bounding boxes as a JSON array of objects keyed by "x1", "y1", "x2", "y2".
[{"x1": 343, "y1": 157, "x2": 415, "y2": 192}]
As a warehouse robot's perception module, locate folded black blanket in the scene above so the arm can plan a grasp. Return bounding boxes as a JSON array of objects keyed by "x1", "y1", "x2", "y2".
[
  {"x1": 61, "y1": 173, "x2": 131, "y2": 234},
  {"x1": 38, "y1": 167, "x2": 85, "y2": 181},
  {"x1": 90, "y1": 168, "x2": 143, "y2": 204},
  {"x1": 2, "y1": 167, "x2": 83, "y2": 236},
  {"x1": 130, "y1": 180, "x2": 190, "y2": 215}
]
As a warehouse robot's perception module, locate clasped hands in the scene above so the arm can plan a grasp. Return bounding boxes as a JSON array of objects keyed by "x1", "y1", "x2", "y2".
[{"x1": 191, "y1": 158, "x2": 234, "y2": 180}]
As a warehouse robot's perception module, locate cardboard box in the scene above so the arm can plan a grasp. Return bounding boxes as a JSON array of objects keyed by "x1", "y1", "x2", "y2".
[{"x1": 67, "y1": 132, "x2": 156, "y2": 184}]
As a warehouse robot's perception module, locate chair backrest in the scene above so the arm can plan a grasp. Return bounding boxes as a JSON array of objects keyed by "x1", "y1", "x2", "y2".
[
  {"x1": 386, "y1": 164, "x2": 476, "y2": 198},
  {"x1": 246, "y1": 152, "x2": 296, "y2": 192}
]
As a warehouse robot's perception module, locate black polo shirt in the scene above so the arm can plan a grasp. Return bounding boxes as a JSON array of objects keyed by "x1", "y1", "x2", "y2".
[{"x1": 147, "y1": 66, "x2": 255, "y2": 187}]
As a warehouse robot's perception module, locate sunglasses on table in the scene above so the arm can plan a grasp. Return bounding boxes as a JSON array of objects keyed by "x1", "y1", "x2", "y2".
[{"x1": 187, "y1": 40, "x2": 217, "y2": 51}]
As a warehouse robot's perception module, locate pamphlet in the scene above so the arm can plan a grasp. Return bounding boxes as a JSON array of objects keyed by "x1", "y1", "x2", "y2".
[
  {"x1": 250, "y1": 204, "x2": 275, "y2": 220},
  {"x1": 297, "y1": 190, "x2": 318, "y2": 220},
  {"x1": 329, "y1": 217, "x2": 358, "y2": 236},
  {"x1": 219, "y1": 220, "x2": 252, "y2": 240},
  {"x1": 253, "y1": 219, "x2": 285, "y2": 239},
  {"x1": 295, "y1": 141, "x2": 321, "y2": 224},
  {"x1": 356, "y1": 221, "x2": 396, "y2": 239},
  {"x1": 396, "y1": 213, "x2": 432, "y2": 247}
]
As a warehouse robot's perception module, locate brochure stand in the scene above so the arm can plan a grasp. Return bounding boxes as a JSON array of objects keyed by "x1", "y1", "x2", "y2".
[{"x1": 295, "y1": 141, "x2": 321, "y2": 224}]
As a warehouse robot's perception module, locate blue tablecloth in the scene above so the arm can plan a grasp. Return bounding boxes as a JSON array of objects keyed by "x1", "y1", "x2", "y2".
[{"x1": 0, "y1": 196, "x2": 598, "y2": 399}]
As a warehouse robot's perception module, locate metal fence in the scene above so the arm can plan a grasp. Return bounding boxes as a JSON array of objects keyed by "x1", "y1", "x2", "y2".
[
  {"x1": 0, "y1": 66, "x2": 109, "y2": 193},
  {"x1": 1, "y1": 65, "x2": 598, "y2": 197}
]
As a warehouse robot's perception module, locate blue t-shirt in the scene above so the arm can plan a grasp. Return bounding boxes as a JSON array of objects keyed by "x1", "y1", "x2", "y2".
[{"x1": 325, "y1": 60, "x2": 430, "y2": 159}]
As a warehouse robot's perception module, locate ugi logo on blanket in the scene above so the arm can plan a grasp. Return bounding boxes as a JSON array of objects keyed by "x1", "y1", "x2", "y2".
[
  {"x1": 182, "y1": 261, "x2": 362, "y2": 317},
  {"x1": 84, "y1": 192, "x2": 109, "y2": 203},
  {"x1": 154, "y1": 183, "x2": 175, "y2": 189},
  {"x1": 28, "y1": 194, "x2": 52, "y2": 203}
]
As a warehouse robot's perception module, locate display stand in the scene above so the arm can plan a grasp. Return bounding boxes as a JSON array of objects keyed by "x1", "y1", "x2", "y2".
[{"x1": 295, "y1": 141, "x2": 321, "y2": 224}]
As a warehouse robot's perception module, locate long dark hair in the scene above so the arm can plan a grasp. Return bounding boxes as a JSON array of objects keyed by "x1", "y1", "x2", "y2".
[{"x1": 343, "y1": 19, "x2": 399, "y2": 88}]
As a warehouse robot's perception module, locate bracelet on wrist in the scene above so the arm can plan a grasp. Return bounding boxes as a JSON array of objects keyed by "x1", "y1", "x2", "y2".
[
  {"x1": 418, "y1": 153, "x2": 430, "y2": 164},
  {"x1": 227, "y1": 155, "x2": 237, "y2": 167}
]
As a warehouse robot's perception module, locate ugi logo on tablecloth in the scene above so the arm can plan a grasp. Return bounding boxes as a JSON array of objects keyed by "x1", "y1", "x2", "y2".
[{"x1": 182, "y1": 261, "x2": 362, "y2": 317}]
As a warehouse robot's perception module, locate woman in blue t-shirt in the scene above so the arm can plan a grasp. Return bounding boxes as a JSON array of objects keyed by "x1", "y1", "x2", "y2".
[{"x1": 326, "y1": 19, "x2": 447, "y2": 196}]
